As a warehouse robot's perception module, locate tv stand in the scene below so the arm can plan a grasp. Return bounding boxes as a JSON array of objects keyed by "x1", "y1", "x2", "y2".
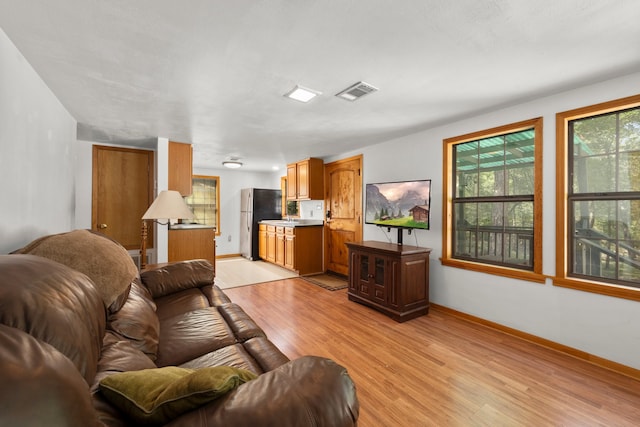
[{"x1": 346, "y1": 241, "x2": 431, "y2": 322}]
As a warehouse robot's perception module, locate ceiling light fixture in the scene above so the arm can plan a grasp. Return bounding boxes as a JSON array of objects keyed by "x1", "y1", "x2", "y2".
[
  {"x1": 284, "y1": 85, "x2": 321, "y2": 103},
  {"x1": 222, "y1": 160, "x2": 243, "y2": 169},
  {"x1": 335, "y1": 81, "x2": 378, "y2": 101}
]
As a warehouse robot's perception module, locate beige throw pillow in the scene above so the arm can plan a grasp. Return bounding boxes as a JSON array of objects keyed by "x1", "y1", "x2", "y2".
[{"x1": 13, "y1": 229, "x2": 138, "y2": 307}]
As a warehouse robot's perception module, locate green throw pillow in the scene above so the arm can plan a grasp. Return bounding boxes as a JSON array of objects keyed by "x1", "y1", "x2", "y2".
[{"x1": 99, "y1": 366, "x2": 257, "y2": 425}]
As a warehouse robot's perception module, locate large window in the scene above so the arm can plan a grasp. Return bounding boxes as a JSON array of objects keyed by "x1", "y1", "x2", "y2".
[
  {"x1": 184, "y1": 175, "x2": 220, "y2": 234},
  {"x1": 556, "y1": 95, "x2": 640, "y2": 300},
  {"x1": 442, "y1": 118, "x2": 544, "y2": 282}
]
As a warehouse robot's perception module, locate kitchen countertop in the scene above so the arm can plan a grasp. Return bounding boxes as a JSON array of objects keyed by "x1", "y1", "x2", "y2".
[
  {"x1": 260, "y1": 219, "x2": 324, "y2": 227},
  {"x1": 169, "y1": 224, "x2": 216, "y2": 230}
]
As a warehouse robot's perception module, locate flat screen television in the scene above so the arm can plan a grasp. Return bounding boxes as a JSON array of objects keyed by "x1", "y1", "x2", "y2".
[{"x1": 365, "y1": 179, "x2": 431, "y2": 234}]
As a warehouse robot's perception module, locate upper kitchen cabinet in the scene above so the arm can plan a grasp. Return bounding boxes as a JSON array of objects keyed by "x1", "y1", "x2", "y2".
[
  {"x1": 168, "y1": 141, "x2": 193, "y2": 196},
  {"x1": 286, "y1": 158, "x2": 323, "y2": 201}
]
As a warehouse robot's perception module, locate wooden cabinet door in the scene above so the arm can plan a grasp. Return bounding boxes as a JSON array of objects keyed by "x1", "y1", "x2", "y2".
[
  {"x1": 286, "y1": 164, "x2": 297, "y2": 200},
  {"x1": 266, "y1": 226, "x2": 276, "y2": 262},
  {"x1": 284, "y1": 233, "x2": 295, "y2": 269},
  {"x1": 258, "y1": 225, "x2": 267, "y2": 259},
  {"x1": 296, "y1": 160, "x2": 310, "y2": 199},
  {"x1": 168, "y1": 228, "x2": 215, "y2": 264},
  {"x1": 168, "y1": 141, "x2": 193, "y2": 196},
  {"x1": 356, "y1": 252, "x2": 371, "y2": 298},
  {"x1": 275, "y1": 227, "x2": 285, "y2": 266},
  {"x1": 371, "y1": 255, "x2": 387, "y2": 305}
]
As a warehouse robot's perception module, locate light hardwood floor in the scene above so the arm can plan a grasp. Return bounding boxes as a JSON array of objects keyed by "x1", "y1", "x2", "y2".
[{"x1": 225, "y1": 278, "x2": 640, "y2": 427}]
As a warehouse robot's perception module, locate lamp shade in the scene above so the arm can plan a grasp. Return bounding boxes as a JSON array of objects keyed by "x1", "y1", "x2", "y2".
[{"x1": 142, "y1": 190, "x2": 194, "y2": 221}]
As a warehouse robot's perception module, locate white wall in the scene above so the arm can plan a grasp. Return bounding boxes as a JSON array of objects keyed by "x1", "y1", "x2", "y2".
[
  {"x1": 330, "y1": 71, "x2": 640, "y2": 370},
  {"x1": 0, "y1": 28, "x2": 77, "y2": 253},
  {"x1": 192, "y1": 166, "x2": 281, "y2": 256}
]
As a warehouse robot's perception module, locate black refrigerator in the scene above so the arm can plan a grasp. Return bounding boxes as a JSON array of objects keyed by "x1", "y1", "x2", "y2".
[{"x1": 239, "y1": 188, "x2": 282, "y2": 260}]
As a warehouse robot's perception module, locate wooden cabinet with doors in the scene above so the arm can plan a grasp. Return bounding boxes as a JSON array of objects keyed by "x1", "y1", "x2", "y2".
[
  {"x1": 168, "y1": 228, "x2": 216, "y2": 267},
  {"x1": 286, "y1": 158, "x2": 324, "y2": 200},
  {"x1": 168, "y1": 141, "x2": 193, "y2": 196},
  {"x1": 346, "y1": 241, "x2": 431, "y2": 322},
  {"x1": 259, "y1": 224, "x2": 323, "y2": 275}
]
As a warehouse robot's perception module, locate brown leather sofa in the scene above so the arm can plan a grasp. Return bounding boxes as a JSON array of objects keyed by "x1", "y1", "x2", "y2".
[{"x1": 0, "y1": 232, "x2": 359, "y2": 426}]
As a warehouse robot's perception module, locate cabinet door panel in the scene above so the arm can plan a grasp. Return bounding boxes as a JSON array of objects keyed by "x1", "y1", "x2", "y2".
[{"x1": 284, "y1": 235, "x2": 295, "y2": 269}]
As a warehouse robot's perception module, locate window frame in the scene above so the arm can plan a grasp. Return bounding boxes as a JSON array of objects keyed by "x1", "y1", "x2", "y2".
[
  {"x1": 442, "y1": 117, "x2": 544, "y2": 283},
  {"x1": 184, "y1": 174, "x2": 221, "y2": 236},
  {"x1": 555, "y1": 94, "x2": 640, "y2": 301}
]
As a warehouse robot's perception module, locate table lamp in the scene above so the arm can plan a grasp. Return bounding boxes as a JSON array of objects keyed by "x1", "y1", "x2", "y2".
[{"x1": 140, "y1": 190, "x2": 194, "y2": 269}]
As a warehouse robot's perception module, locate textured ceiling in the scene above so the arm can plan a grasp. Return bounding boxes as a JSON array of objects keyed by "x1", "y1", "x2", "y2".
[{"x1": 1, "y1": 0, "x2": 639, "y2": 171}]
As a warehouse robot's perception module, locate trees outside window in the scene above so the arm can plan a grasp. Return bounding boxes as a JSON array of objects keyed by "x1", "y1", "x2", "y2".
[
  {"x1": 442, "y1": 118, "x2": 544, "y2": 282},
  {"x1": 556, "y1": 95, "x2": 640, "y2": 300}
]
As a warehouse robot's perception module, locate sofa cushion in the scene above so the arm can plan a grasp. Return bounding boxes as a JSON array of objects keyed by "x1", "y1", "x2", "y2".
[
  {"x1": 12, "y1": 229, "x2": 138, "y2": 307},
  {"x1": 99, "y1": 366, "x2": 256, "y2": 425},
  {"x1": 94, "y1": 332, "x2": 158, "y2": 389},
  {"x1": 0, "y1": 254, "x2": 105, "y2": 384},
  {"x1": 141, "y1": 259, "x2": 215, "y2": 298},
  {"x1": 108, "y1": 279, "x2": 160, "y2": 361},
  {"x1": 156, "y1": 308, "x2": 236, "y2": 367},
  {"x1": 154, "y1": 288, "x2": 210, "y2": 321}
]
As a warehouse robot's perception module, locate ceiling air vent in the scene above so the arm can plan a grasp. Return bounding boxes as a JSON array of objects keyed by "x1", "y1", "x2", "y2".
[{"x1": 335, "y1": 81, "x2": 378, "y2": 101}]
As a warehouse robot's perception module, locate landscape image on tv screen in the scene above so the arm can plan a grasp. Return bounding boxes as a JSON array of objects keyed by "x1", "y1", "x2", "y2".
[{"x1": 365, "y1": 180, "x2": 431, "y2": 230}]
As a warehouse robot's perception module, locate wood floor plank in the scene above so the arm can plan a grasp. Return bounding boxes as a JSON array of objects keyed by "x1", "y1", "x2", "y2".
[{"x1": 224, "y1": 278, "x2": 640, "y2": 426}]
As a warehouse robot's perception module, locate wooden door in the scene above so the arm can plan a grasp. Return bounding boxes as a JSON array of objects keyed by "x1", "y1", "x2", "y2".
[
  {"x1": 324, "y1": 155, "x2": 363, "y2": 276},
  {"x1": 92, "y1": 145, "x2": 154, "y2": 250}
]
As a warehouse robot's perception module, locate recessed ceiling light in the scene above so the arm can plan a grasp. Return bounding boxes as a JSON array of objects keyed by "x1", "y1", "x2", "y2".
[
  {"x1": 284, "y1": 85, "x2": 321, "y2": 103},
  {"x1": 222, "y1": 160, "x2": 243, "y2": 169}
]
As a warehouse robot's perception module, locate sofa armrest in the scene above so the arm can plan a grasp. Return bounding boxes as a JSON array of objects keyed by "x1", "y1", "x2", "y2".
[
  {"x1": 141, "y1": 260, "x2": 214, "y2": 298},
  {"x1": 167, "y1": 356, "x2": 359, "y2": 427}
]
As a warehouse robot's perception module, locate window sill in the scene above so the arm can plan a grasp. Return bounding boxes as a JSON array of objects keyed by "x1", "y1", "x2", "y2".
[{"x1": 440, "y1": 257, "x2": 546, "y2": 284}]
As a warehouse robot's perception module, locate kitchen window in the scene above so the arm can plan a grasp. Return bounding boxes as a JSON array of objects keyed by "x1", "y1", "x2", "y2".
[
  {"x1": 442, "y1": 118, "x2": 544, "y2": 282},
  {"x1": 556, "y1": 95, "x2": 640, "y2": 301},
  {"x1": 184, "y1": 175, "x2": 220, "y2": 234}
]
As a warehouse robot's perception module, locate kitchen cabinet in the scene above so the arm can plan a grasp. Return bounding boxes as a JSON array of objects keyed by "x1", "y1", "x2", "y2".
[
  {"x1": 275, "y1": 226, "x2": 286, "y2": 266},
  {"x1": 259, "y1": 223, "x2": 323, "y2": 275},
  {"x1": 168, "y1": 141, "x2": 193, "y2": 196},
  {"x1": 284, "y1": 228, "x2": 295, "y2": 270},
  {"x1": 346, "y1": 241, "x2": 431, "y2": 322},
  {"x1": 168, "y1": 228, "x2": 216, "y2": 268},
  {"x1": 258, "y1": 224, "x2": 267, "y2": 260},
  {"x1": 265, "y1": 225, "x2": 276, "y2": 263},
  {"x1": 286, "y1": 158, "x2": 324, "y2": 201}
]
